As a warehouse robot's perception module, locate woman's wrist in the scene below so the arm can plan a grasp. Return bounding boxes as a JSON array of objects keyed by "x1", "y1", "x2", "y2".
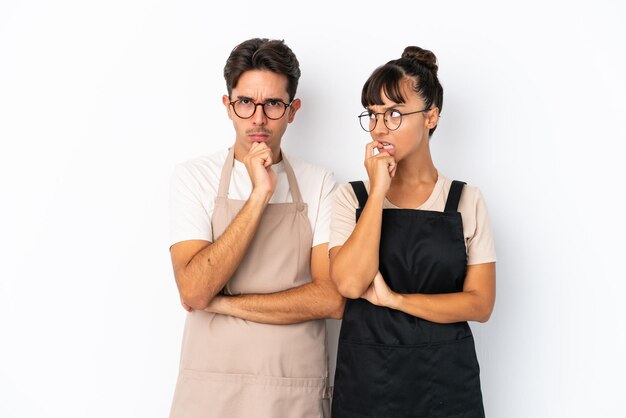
[
  {"x1": 367, "y1": 184, "x2": 388, "y2": 201},
  {"x1": 387, "y1": 291, "x2": 403, "y2": 310}
]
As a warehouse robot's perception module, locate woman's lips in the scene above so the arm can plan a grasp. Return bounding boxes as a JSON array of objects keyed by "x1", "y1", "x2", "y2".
[{"x1": 378, "y1": 142, "x2": 396, "y2": 155}]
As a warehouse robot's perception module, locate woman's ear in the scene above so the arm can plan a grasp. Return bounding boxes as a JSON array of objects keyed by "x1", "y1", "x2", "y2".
[{"x1": 425, "y1": 107, "x2": 440, "y2": 129}]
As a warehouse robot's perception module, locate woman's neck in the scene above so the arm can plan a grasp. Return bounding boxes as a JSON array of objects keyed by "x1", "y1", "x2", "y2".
[{"x1": 393, "y1": 146, "x2": 437, "y2": 186}]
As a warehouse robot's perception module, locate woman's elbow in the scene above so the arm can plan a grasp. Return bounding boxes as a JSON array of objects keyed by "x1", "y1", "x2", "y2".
[
  {"x1": 334, "y1": 280, "x2": 365, "y2": 300},
  {"x1": 475, "y1": 303, "x2": 494, "y2": 323},
  {"x1": 330, "y1": 263, "x2": 366, "y2": 299},
  {"x1": 476, "y1": 312, "x2": 491, "y2": 323}
]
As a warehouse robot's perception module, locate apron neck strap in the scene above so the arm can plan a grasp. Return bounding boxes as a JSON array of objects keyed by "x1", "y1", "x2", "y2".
[
  {"x1": 281, "y1": 152, "x2": 303, "y2": 204},
  {"x1": 217, "y1": 147, "x2": 303, "y2": 203},
  {"x1": 444, "y1": 180, "x2": 466, "y2": 213},
  {"x1": 349, "y1": 181, "x2": 369, "y2": 209}
]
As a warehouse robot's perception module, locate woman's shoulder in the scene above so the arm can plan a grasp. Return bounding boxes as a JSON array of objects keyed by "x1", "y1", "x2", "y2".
[
  {"x1": 338, "y1": 179, "x2": 374, "y2": 194},
  {"x1": 438, "y1": 174, "x2": 484, "y2": 203},
  {"x1": 334, "y1": 180, "x2": 371, "y2": 208},
  {"x1": 336, "y1": 179, "x2": 371, "y2": 191}
]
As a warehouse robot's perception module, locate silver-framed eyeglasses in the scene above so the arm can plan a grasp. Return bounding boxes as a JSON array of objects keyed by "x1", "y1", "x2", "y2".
[
  {"x1": 229, "y1": 97, "x2": 293, "y2": 120},
  {"x1": 358, "y1": 108, "x2": 430, "y2": 132}
]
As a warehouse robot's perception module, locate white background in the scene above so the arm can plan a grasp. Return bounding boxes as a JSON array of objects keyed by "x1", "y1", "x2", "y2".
[{"x1": 1, "y1": 1, "x2": 625, "y2": 417}]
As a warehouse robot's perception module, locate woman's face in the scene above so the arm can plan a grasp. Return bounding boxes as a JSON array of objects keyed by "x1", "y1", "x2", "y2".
[{"x1": 367, "y1": 79, "x2": 437, "y2": 162}]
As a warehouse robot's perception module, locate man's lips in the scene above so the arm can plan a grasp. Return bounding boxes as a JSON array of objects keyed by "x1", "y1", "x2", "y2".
[{"x1": 248, "y1": 130, "x2": 271, "y2": 142}]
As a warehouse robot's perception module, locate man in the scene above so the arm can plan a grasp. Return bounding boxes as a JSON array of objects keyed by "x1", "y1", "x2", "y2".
[{"x1": 168, "y1": 38, "x2": 344, "y2": 418}]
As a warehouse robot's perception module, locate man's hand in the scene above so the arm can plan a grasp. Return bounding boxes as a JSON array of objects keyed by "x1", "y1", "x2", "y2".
[
  {"x1": 204, "y1": 294, "x2": 227, "y2": 315},
  {"x1": 243, "y1": 142, "x2": 277, "y2": 202}
]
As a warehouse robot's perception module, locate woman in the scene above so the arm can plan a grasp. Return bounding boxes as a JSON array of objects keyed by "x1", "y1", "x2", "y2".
[{"x1": 329, "y1": 46, "x2": 496, "y2": 418}]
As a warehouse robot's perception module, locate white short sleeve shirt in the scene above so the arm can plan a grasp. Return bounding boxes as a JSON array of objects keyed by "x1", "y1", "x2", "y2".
[{"x1": 169, "y1": 148, "x2": 336, "y2": 249}]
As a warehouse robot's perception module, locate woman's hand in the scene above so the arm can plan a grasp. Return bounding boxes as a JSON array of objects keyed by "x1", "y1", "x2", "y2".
[
  {"x1": 364, "y1": 141, "x2": 396, "y2": 198},
  {"x1": 361, "y1": 271, "x2": 398, "y2": 307}
]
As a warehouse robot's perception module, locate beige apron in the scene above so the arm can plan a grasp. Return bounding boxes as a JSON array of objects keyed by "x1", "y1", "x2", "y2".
[{"x1": 170, "y1": 148, "x2": 330, "y2": 418}]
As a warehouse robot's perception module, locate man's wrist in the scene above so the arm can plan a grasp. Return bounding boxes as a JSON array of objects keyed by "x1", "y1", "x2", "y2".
[
  {"x1": 249, "y1": 188, "x2": 272, "y2": 206},
  {"x1": 207, "y1": 294, "x2": 230, "y2": 315}
]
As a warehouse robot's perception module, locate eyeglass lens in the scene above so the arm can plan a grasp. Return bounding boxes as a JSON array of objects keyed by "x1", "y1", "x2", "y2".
[
  {"x1": 359, "y1": 109, "x2": 403, "y2": 132},
  {"x1": 233, "y1": 100, "x2": 288, "y2": 120}
]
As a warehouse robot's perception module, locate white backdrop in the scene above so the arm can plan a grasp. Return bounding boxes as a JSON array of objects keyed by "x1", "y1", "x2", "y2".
[{"x1": 1, "y1": 1, "x2": 625, "y2": 417}]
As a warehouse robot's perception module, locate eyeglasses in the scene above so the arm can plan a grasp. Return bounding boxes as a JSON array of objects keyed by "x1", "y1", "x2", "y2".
[
  {"x1": 229, "y1": 97, "x2": 292, "y2": 120},
  {"x1": 358, "y1": 108, "x2": 430, "y2": 132}
]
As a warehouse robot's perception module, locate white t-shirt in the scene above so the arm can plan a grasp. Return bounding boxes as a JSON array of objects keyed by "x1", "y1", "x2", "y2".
[
  {"x1": 329, "y1": 173, "x2": 497, "y2": 266},
  {"x1": 169, "y1": 148, "x2": 336, "y2": 248}
]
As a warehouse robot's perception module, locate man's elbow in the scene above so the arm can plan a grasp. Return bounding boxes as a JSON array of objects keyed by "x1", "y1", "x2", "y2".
[
  {"x1": 175, "y1": 269, "x2": 220, "y2": 310},
  {"x1": 180, "y1": 291, "x2": 210, "y2": 311},
  {"x1": 178, "y1": 281, "x2": 214, "y2": 310}
]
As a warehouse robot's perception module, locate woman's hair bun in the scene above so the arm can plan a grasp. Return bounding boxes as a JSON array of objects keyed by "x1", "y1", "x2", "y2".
[{"x1": 401, "y1": 46, "x2": 438, "y2": 76}]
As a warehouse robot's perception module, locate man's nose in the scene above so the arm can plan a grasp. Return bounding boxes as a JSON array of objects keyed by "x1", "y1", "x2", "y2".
[{"x1": 252, "y1": 104, "x2": 267, "y2": 124}]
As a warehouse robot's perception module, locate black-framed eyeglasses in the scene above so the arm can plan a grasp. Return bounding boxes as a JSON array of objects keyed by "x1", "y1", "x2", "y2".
[
  {"x1": 358, "y1": 108, "x2": 430, "y2": 132},
  {"x1": 229, "y1": 97, "x2": 293, "y2": 120}
]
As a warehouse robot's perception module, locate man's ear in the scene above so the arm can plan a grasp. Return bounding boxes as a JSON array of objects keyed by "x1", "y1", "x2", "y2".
[
  {"x1": 222, "y1": 95, "x2": 233, "y2": 120},
  {"x1": 287, "y1": 98, "x2": 301, "y2": 123}
]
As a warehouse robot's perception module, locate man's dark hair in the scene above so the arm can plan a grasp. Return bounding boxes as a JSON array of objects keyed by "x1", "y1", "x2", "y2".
[{"x1": 224, "y1": 38, "x2": 301, "y2": 102}]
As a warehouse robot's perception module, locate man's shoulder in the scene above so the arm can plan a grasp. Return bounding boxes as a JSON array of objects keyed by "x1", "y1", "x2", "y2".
[
  {"x1": 174, "y1": 149, "x2": 228, "y2": 175},
  {"x1": 177, "y1": 149, "x2": 228, "y2": 170},
  {"x1": 171, "y1": 149, "x2": 229, "y2": 189},
  {"x1": 283, "y1": 152, "x2": 333, "y2": 180}
]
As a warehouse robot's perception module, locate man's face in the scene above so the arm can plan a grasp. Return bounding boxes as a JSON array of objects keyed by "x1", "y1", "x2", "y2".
[{"x1": 223, "y1": 70, "x2": 301, "y2": 162}]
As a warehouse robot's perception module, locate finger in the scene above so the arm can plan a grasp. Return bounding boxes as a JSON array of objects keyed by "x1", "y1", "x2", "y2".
[
  {"x1": 373, "y1": 152, "x2": 396, "y2": 167},
  {"x1": 249, "y1": 142, "x2": 270, "y2": 157},
  {"x1": 247, "y1": 144, "x2": 272, "y2": 164},
  {"x1": 365, "y1": 141, "x2": 380, "y2": 160},
  {"x1": 263, "y1": 149, "x2": 274, "y2": 168},
  {"x1": 249, "y1": 141, "x2": 261, "y2": 153}
]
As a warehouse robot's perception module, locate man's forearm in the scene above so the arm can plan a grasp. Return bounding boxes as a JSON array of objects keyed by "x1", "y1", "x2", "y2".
[
  {"x1": 178, "y1": 194, "x2": 268, "y2": 309},
  {"x1": 208, "y1": 281, "x2": 345, "y2": 324}
]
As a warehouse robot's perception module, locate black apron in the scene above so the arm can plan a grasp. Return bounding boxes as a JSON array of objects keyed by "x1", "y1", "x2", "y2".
[{"x1": 331, "y1": 180, "x2": 485, "y2": 418}]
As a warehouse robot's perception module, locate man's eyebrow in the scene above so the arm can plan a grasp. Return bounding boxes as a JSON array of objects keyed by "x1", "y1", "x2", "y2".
[
  {"x1": 235, "y1": 95, "x2": 288, "y2": 103},
  {"x1": 264, "y1": 97, "x2": 288, "y2": 102}
]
